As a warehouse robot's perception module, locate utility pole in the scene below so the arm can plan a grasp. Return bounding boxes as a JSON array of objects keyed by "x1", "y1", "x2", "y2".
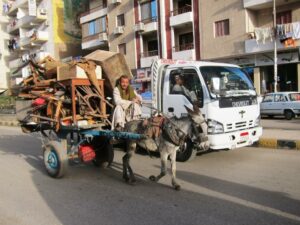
[{"x1": 273, "y1": 0, "x2": 278, "y2": 92}]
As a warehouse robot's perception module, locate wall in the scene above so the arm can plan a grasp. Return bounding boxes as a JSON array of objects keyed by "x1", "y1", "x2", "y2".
[
  {"x1": 0, "y1": 0, "x2": 9, "y2": 89},
  {"x1": 52, "y1": 0, "x2": 88, "y2": 59},
  {"x1": 199, "y1": 0, "x2": 247, "y2": 60},
  {"x1": 107, "y1": 0, "x2": 136, "y2": 70}
]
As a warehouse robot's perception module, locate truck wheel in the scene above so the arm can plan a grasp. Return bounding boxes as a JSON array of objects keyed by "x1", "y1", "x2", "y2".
[
  {"x1": 43, "y1": 141, "x2": 68, "y2": 178},
  {"x1": 176, "y1": 139, "x2": 197, "y2": 162},
  {"x1": 284, "y1": 110, "x2": 294, "y2": 120},
  {"x1": 93, "y1": 138, "x2": 114, "y2": 168}
]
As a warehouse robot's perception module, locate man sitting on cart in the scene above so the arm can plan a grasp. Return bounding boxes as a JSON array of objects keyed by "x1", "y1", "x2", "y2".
[{"x1": 112, "y1": 75, "x2": 142, "y2": 131}]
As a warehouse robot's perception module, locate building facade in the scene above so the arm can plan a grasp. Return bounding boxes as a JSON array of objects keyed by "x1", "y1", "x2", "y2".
[
  {"x1": 1, "y1": 0, "x2": 86, "y2": 93},
  {"x1": 200, "y1": 0, "x2": 300, "y2": 94},
  {"x1": 79, "y1": 0, "x2": 300, "y2": 95}
]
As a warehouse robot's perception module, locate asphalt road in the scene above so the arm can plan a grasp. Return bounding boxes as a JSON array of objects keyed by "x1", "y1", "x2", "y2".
[
  {"x1": 0, "y1": 126, "x2": 300, "y2": 225},
  {"x1": 261, "y1": 117, "x2": 300, "y2": 130}
]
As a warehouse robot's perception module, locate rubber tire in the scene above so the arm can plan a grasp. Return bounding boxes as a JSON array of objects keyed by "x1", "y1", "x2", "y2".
[
  {"x1": 284, "y1": 110, "x2": 294, "y2": 120},
  {"x1": 176, "y1": 139, "x2": 197, "y2": 162},
  {"x1": 43, "y1": 141, "x2": 68, "y2": 178},
  {"x1": 93, "y1": 138, "x2": 114, "y2": 168}
]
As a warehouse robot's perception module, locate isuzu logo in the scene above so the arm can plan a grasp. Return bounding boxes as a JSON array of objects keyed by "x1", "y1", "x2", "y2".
[{"x1": 239, "y1": 110, "x2": 246, "y2": 118}]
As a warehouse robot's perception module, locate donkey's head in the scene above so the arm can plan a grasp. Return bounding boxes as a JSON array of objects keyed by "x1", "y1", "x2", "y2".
[{"x1": 184, "y1": 105, "x2": 210, "y2": 150}]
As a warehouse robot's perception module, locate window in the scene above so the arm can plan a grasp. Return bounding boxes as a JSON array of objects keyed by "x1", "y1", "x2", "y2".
[
  {"x1": 215, "y1": 19, "x2": 229, "y2": 37},
  {"x1": 276, "y1": 11, "x2": 291, "y2": 24},
  {"x1": 140, "y1": 0, "x2": 157, "y2": 23},
  {"x1": 169, "y1": 68, "x2": 203, "y2": 105},
  {"x1": 263, "y1": 95, "x2": 273, "y2": 103},
  {"x1": 147, "y1": 40, "x2": 158, "y2": 53},
  {"x1": 178, "y1": 32, "x2": 194, "y2": 51},
  {"x1": 82, "y1": 16, "x2": 107, "y2": 38},
  {"x1": 117, "y1": 14, "x2": 125, "y2": 26},
  {"x1": 274, "y1": 94, "x2": 287, "y2": 102},
  {"x1": 118, "y1": 43, "x2": 126, "y2": 55}
]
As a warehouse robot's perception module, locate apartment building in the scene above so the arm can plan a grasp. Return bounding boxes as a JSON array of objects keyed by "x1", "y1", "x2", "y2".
[
  {"x1": 1, "y1": 0, "x2": 86, "y2": 94},
  {"x1": 200, "y1": 0, "x2": 300, "y2": 94},
  {"x1": 134, "y1": 0, "x2": 200, "y2": 91},
  {"x1": 0, "y1": 0, "x2": 9, "y2": 92},
  {"x1": 79, "y1": 0, "x2": 200, "y2": 92},
  {"x1": 79, "y1": 0, "x2": 136, "y2": 68}
]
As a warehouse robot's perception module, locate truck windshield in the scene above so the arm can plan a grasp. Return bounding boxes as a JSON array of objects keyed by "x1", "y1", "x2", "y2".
[{"x1": 200, "y1": 66, "x2": 255, "y2": 98}]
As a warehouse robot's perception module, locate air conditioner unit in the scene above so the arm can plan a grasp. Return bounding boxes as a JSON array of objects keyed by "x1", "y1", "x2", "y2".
[
  {"x1": 39, "y1": 8, "x2": 47, "y2": 15},
  {"x1": 114, "y1": 26, "x2": 124, "y2": 35},
  {"x1": 134, "y1": 22, "x2": 144, "y2": 32},
  {"x1": 99, "y1": 33, "x2": 108, "y2": 41},
  {"x1": 112, "y1": 0, "x2": 121, "y2": 4}
]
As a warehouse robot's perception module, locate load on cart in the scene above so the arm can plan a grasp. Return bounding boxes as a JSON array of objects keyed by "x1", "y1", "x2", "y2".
[{"x1": 15, "y1": 50, "x2": 145, "y2": 178}]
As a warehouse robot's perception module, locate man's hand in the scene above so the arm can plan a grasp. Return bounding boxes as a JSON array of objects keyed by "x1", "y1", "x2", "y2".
[{"x1": 132, "y1": 97, "x2": 141, "y2": 104}]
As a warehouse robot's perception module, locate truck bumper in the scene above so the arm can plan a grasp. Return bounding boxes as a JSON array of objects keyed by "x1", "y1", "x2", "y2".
[{"x1": 208, "y1": 126, "x2": 263, "y2": 150}]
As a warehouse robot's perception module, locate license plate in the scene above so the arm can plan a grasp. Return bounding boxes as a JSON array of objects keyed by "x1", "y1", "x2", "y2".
[{"x1": 240, "y1": 132, "x2": 249, "y2": 142}]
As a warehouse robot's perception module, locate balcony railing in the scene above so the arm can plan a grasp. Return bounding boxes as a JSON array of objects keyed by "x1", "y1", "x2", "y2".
[
  {"x1": 171, "y1": 5, "x2": 192, "y2": 16},
  {"x1": 80, "y1": 3, "x2": 107, "y2": 17},
  {"x1": 174, "y1": 43, "x2": 194, "y2": 52},
  {"x1": 140, "y1": 16, "x2": 158, "y2": 24},
  {"x1": 141, "y1": 50, "x2": 159, "y2": 57},
  {"x1": 82, "y1": 31, "x2": 107, "y2": 42}
]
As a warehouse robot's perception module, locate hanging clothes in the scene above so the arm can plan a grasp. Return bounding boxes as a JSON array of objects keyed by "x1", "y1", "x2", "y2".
[
  {"x1": 292, "y1": 21, "x2": 300, "y2": 40},
  {"x1": 255, "y1": 27, "x2": 273, "y2": 44}
]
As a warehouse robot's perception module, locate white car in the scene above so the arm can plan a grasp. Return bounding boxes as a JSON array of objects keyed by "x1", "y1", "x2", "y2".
[{"x1": 260, "y1": 92, "x2": 300, "y2": 120}]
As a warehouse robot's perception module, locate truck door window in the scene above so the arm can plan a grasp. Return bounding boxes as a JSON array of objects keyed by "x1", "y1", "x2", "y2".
[{"x1": 169, "y1": 69, "x2": 203, "y2": 106}]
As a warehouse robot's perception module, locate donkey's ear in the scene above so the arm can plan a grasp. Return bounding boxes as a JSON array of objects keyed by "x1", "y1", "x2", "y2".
[{"x1": 184, "y1": 105, "x2": 195, "y2": 115}]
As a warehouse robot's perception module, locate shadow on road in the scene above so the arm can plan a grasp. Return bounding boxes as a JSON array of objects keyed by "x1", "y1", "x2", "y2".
[{"x1": 1, "y1": 131, "x2": 300, "y2": 225}]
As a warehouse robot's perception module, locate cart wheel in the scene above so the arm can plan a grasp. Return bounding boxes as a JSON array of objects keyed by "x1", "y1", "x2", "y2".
[
  {"x1": 43, "y1": 141, "x2": 68, "y2": 178},
  {"x1": 93, "y1": 138, "x2": 114, "y2": 168}
]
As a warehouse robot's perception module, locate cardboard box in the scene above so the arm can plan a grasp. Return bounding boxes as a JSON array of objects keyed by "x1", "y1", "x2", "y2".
[
  {"x1": 57, "y1": 64, "x2": 102, "y2": 81},
  {"x1": 84, "y1": 50, "x2": 132, "y2": 93}
]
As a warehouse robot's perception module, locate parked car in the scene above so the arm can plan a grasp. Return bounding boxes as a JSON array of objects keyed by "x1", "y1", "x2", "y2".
[{"x1": 260, "y1": 92, "x2": 300, "y2": 120}]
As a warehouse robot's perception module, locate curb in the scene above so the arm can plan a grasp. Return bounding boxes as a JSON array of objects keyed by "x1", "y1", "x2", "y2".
[
  {"x1": 0, "y1": 120, "x2": 19, "y2": 127},
  {"x1": 255, "y1": 138, "x2": 300, "y2": 150}
]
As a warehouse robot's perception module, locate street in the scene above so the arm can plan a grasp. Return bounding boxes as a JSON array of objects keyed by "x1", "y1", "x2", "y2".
[{"x1": 0, "y1": 126, "x2": 300, "y2": 225}]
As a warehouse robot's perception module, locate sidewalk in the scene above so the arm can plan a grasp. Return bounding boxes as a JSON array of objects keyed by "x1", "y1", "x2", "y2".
[
  {"x1": 256, "y1": 128, "x2": 300, "y2": 150},
  {"x1": 1, "y1": 114, "x2": 300, "y2": 150}
]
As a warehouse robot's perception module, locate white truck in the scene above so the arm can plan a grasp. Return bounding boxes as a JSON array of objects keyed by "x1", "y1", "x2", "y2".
[{"x1": 142, "y1": 59, "x2": 262, "y2": 161}]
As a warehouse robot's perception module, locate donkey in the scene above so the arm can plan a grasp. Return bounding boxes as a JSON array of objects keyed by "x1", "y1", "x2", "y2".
[{"x1": 122, "y1": 105, "x2": 209, "y2": 190}]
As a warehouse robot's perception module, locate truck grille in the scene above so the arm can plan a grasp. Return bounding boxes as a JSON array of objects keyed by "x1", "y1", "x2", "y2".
[{"x1": 226, "y1": 120, "x2": 254, "y2": 131}]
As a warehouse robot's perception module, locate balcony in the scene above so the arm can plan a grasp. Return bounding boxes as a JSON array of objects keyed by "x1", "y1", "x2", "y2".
[
  {"x1": 140, "y1": 50, "x2": 159, "y2": 68},
  {"x1": 170, "y1": 6, "x2": 193, "y2": 27},
  {"x1": 172, "y1": 43, "x2": 195, "y2": 61},
  {"x1": 80, "y1": 4, "x2": 108, "y2": 24},
  {"x1": 7, "y1": 15, "x2": 45, "y2": 34},
  {"x1": 19, "y1": 31, "x2": 48, "y2": 48},
  {"x1": 5, "y1": 0, "x2": 27, "y2": 16},
  {"x1": 245, "y1": 38, "x2": 300, "y2": 54},
  {"x1": 81, "y1": 32, "x2": 108, "y2": 50},
  {"x1": 141, "y1": 17, "x2": 158, "y2": 34},
  {"x1": 243, "y1": 0, "x2": 298, "y2": 10}
]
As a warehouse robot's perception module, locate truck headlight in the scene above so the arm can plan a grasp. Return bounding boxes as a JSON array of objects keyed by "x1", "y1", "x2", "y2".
[
  {"x1": 254, "y1": 116, "x2": 260, "y2": 127},
  {"x1": 207, "y1": 119, "x2": 224, "y2": 134}
]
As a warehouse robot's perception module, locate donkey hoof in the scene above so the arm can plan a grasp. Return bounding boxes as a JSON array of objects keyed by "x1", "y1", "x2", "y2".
[
  {"x1": 174, "y1": 185, "x2": 181, "y2": 191},
  {"x1": 128, "y1": 178, "x2": 137, "y2": 185},
  {"x1": 149, "y1": 175, "x2": 156, "y2": 182}
]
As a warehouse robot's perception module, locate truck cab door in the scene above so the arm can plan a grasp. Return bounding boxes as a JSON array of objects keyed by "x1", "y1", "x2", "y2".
[{"x1": 162, "y1": 67, "x2": 204, "y2": 117}]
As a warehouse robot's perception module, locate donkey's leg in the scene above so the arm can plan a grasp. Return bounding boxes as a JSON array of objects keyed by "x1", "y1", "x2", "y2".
[
  {"x1": 170, "y1": 150, "x2": 180, "y2": 191},
  {"x1": 122, "y1": 151, "x2": 129, "y2": 182},
  {"x1": 123, "y1": 141, "x2": 137, "y2": 184},
  {"x1": 149, "y1": 150, "x2": 168, "y2": 182}
]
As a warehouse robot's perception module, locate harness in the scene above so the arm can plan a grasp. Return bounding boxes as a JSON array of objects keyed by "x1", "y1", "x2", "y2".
[{"x1": 142, "y1": 116, "x2": 187, "y2": 147}]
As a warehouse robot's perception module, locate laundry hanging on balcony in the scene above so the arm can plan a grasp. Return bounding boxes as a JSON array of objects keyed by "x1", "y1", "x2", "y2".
[
  {"x1": 292, "y1": 21, "x2": 300, "y2": 40},
  {"x1": 254, "y1": 27, "x2": 274, "y2": 44}
]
